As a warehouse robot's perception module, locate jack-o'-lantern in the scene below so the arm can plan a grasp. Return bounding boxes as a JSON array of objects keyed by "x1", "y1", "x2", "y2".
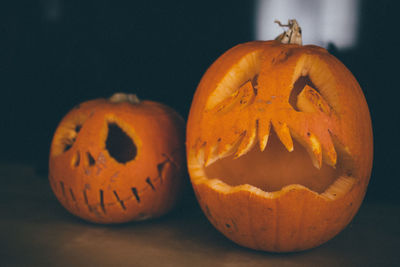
[
  {"x1": 186, "y1": 20, "x2": 373, "y2": 252},
  {"x1": 49, "y1": 93, "x2": 186, "y2": 223}
]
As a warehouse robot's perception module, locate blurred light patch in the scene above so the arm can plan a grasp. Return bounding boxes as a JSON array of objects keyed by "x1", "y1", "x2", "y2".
[{"x1": 255, "y1": 0, "x2": 360, "y2": 49}]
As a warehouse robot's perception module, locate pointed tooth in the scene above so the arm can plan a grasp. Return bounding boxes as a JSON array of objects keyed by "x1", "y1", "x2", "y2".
[
  {"x1": 196, "y1": 147, "x2": 205, "y2": 166},
  {"x1": 272, "y1": 121, "x2": 293, "y2": 152},
  {"x1": 258, "y1": 120, "x2": 271, "y2": 151},
  {"x1": 322, "y1": 132, "x2": 337, "y2": 167},
  {"x1": 307, "y1": 133, "x2": 322, "y2": 169},
  {"x1": 235, "y1": 126, "x2": 257, "y2": 159},
  {"x1": 218, "y1": 142, "x2": 236, "y2": 159},
  {"x1": 204, "y1": 143, "x2": 219, "y2": 167},
  {"x1": 193, "y1": 138, "x2": 202, "y2": 157},
  {"x1": 218, "y1": 133, "x2": 246, "y2": 159},
  {"x1": 203, "y1": 142, "x2": 212, "y2": 166}
]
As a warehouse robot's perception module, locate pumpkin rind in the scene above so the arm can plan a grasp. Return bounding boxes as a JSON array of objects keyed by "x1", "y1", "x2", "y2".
[
  {"x1": 49, "y1": 96, "x2": 186, "y2": 223},
  {"x1": 186, "y1": 41, "x2": 373, "y2": 252}
]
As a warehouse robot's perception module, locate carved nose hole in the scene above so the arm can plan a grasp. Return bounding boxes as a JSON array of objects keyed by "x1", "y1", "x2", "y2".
[
  {"x1": 86, "y1": 152, "x2": 96, "y2": 167},
  {"x1": 106, "y1": 122, "x2": 137, "y2": 164},
  {"x1": 289, "y1": 76, "x2": 317, "y2": 111},
  {"x1": 64, "y1": 142, "x2": 73, "y2": 152}
]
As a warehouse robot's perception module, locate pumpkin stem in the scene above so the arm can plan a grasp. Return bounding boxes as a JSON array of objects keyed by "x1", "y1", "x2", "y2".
[
  {"x1": 274, "y1": 19, "x2": 302, "y2": 45},
  {"x1": 109, "y1": 93, "x2": 141, "y2": 104}
]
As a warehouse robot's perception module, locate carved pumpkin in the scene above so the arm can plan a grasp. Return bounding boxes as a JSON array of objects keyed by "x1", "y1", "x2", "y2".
[
  {"x1": 49, "y1": 93, "x2": 186, "y2": 223},
  {"x1": 186, "y1": 21, "x2": 373, "y2": 252}
]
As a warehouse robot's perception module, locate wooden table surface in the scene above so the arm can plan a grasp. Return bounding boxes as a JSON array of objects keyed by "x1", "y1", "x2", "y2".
[{"x1": 1, "y1": 163, "x2": 399, "y2": 266}]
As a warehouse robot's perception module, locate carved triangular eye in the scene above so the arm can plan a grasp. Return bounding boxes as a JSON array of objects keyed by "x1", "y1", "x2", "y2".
[
  {"x1": 60, "y1": 123, "x2": 82, "y2": 152},
  {"x1": 51, "y1": 110, "x2": 90, "y2": 157},
  {"x1": 106, "y1": 122, "x2": 137, "y2": 163},
  {"x1": 50, "y1": 123, "x2": 82, "y2": 156},
  {"x1": 289, "y1": 75, "x2": 332, "y2": 115},
  {"x1": 289, "y1": 76, "x2": 317, "y2": 111}
]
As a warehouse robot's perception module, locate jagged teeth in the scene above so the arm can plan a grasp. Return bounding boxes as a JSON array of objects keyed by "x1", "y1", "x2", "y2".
[
  {"x1": 201, "y1": 120, "x2": 338, "y2": 172},
  {"x1": 272, "y1": 121, "x2": 293, "y2": 152}
]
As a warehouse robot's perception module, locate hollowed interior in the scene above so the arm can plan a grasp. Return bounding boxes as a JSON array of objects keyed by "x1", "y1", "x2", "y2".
[{"x1": 205, "y1": 130, "x2": 342, "y2": 194}]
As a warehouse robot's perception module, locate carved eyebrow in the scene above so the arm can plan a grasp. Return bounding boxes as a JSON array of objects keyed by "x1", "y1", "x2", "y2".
[{"x1": 206, "y1": 50, "x2": 262, "y2": 110}]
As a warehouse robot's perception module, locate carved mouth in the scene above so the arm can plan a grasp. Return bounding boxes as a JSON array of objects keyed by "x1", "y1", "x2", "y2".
[
  {"x1": 188, "y1": 48, "x2": 359, "y2": 200},
  {"x1": 192, "y1": 124, "x2": 356, "y2": 200}
]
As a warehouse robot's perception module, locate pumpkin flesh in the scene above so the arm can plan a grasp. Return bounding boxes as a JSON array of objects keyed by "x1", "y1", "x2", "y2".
[
  {"x1": 49, "y1": 97, "x2": 186, "y2": 224},
  {"x1": 186, "y1": 41, "x2": 373, "y2": 252}
]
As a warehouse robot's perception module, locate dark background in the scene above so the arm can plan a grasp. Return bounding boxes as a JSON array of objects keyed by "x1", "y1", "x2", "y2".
[{"x1": 2, "y1": 0, "x2": 399, "y2": 203}]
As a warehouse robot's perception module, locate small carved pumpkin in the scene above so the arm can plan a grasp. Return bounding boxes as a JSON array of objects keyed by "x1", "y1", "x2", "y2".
[
  {"x1": 186, "y1": 21, "x2": 373, "y2": 251},
  {"x1": 49, "y1": 93, "x2": 185, "y2": 223}
]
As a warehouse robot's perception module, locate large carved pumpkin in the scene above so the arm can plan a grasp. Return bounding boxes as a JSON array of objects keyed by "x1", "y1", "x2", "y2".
[
  {"x1": 49, "y1": 93, "x2": 185, "y2": 223},
  {"x1": 186, "y1": 21, "x2": 373, "y2": 252}
]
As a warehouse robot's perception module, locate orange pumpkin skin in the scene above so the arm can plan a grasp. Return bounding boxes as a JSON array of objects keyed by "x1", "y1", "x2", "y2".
[
  {"x1": 49, "y1": 95, "x2": 186, "y2": 223},
  {"x1": 186, "y1": 41, "x2": 373, "y2": 252}
]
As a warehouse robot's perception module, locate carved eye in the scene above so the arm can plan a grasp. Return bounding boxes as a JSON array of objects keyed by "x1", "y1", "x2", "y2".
[
  {"x1": 105, "y1": 122, "x2": 137, "y2": 164},
  {"x1": 51, "y1": 115, "x2": 87, "y2": 156},
  {"x1": 205, "y1": 50, "x2": 262, "y2": 110},
  {"x1": 289, "y1": 75, "x2": 315, "y2": 111},
  {"x1": 288, "y1": 53, "x2": 340, "y2": 115},
  {"x1": 289, "y1": 75, "x2": 333, "y2": 115},
  {"x1": 62, "y1": 124, "x2": 82, "y2": 152}
]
